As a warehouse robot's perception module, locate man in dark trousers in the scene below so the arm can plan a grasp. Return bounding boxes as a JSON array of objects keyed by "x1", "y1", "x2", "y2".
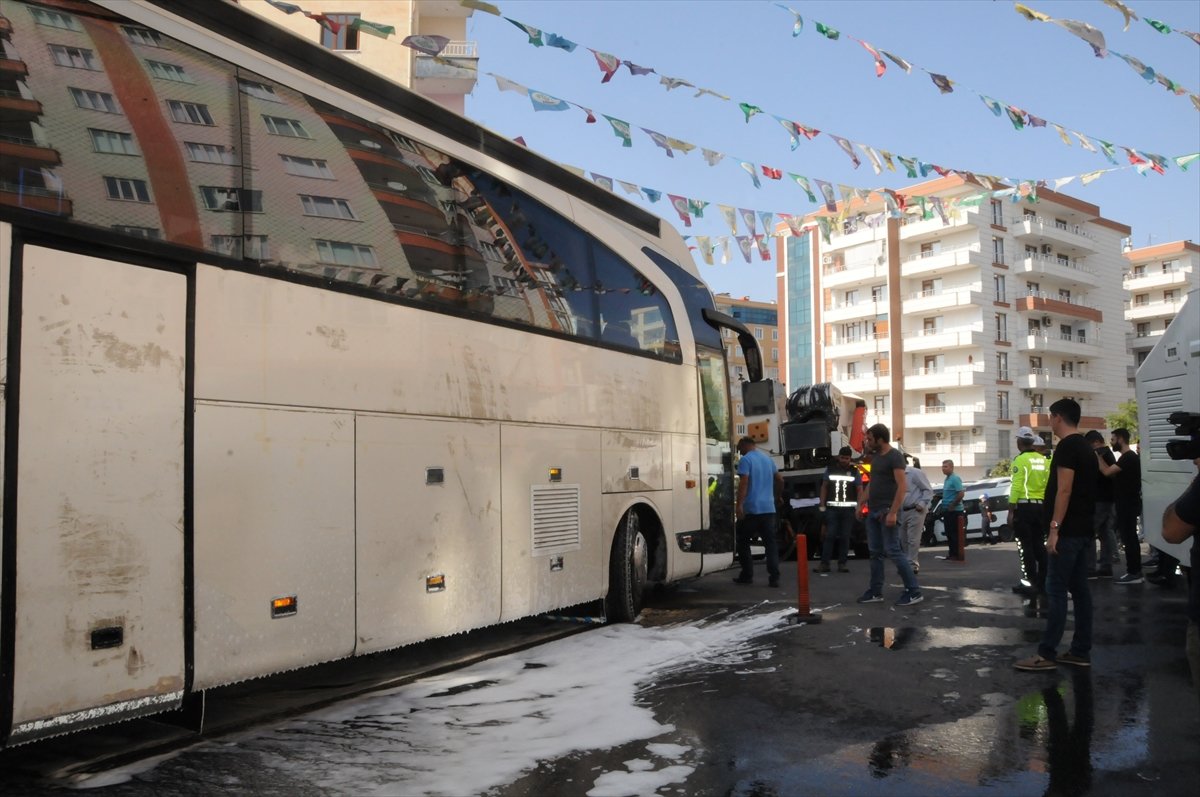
[
  {"x1": 1085, "y1": 430, "x2": 1117, "y2": 578},
  {"x1": 1016, "y1": 398, "x2": 1097, "y2": 671},
  {"x1": 1098, "y1": 428, "x2": 1143, "y2": 585},
  {"x1": 1010, "y1": 428, "x2": 1050, "y2": 596},
  {"x1": 733, "y1": 436, "x2": 784, "y2": 587},
  {"x1": 816, "y1": 446, "x2": 860, "y2": 574},
  {"x1": 857, "y1": 424, "x2": 922, "y2": 606}
]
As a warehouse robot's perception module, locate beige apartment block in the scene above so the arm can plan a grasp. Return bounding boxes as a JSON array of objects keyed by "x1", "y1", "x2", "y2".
[
  {"x1": 777, "y1": 174, "x2": 1134, "y2": 481},
  {"x1": 238, "y1": 0, "x2": 477, "y2": 113},
  {"x1": 1123, "y1": 240, "x2": 1200, "y2": 385},
  {"x1": 714, "y1": 294, "x2": 781, "y2": 439}
]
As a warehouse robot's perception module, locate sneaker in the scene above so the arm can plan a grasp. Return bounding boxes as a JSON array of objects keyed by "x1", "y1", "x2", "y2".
[
  {"x1": 1115, "y1": 572, "x2": 1143, "y2": 585},
  {"x1": 894, "y1": 591, "x2": 923, "y2": 607},
  {"x1": 1014, "y1": 655, "x2": 1057, "y2": 672},
  {"x1": 911, "y1": 563, "x2": 920, "y2": 575},
  {"x1": 814, "y1": 563, "x2": 830, "y2": 574},
  {"x1": 732, "y1": 576, "x2": 753, "y2": 585},
  {"x1": 1058, "y1": 651, "x2": 1091, "y2": 667},
  {"x1": 837, "y1": 564, "x2": 850, "y2": 573},
  {"x1": 768, "y1": 578, "x2": 780, "y2": 588},
  {"x1": 1095, "y1": 568, "x2": 1113, "y2": 579},
  {"x1": 857, "y1": 590, "x2": 883, "y2": 603}
]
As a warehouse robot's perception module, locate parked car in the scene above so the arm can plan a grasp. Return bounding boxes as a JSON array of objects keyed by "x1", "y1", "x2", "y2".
[{"x1": 923, "y1": 478, "x2": 1012, "y2": 546}]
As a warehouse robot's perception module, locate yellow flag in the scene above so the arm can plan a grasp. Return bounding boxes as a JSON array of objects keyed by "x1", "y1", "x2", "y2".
[
  {"x1": 1080, "y1": 170, "x2": 1106, "y2": 185},
  {"x1": 1014, "y1": 3, "x2": 1052, "y2": 23}
]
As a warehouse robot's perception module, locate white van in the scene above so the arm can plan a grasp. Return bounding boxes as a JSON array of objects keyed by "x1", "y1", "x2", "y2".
[{"x1": 926, "y1": 478, "x2": 1012, "y2": 544}]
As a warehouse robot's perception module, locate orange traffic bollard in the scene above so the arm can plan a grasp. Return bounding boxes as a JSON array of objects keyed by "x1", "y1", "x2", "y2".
[
  {"x1": 794, "y1": 534, "x2": 823, "y2": 623},
  {"x1": 955, "y1": 515, "x2": 967, "y2": 563}
]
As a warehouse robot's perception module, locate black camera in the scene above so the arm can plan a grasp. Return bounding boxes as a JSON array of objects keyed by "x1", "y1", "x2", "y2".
[{"x1": 1165, "y1": 411, "x2": 1200, "y2": 461}]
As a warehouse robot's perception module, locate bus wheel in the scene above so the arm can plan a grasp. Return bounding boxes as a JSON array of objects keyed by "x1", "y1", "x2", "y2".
[{"x1": 606, "y1": 509, "x2": 648, "y2": 623}]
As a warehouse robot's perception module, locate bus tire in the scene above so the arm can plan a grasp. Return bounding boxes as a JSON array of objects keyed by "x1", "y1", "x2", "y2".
[{"x1": 606, "y1": 509, "x2": 648, "y2": 623}]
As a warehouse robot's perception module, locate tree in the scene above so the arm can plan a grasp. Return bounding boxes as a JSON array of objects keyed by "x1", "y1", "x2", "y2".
[
  {"x1": 989, "y1": 459, "x2": 1012, "y2": 477},
  {"x1": 1105, "y1": 399, "x2": 1138, "y2": 441}
]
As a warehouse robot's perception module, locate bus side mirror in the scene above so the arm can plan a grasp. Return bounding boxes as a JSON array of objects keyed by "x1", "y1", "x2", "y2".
[{"x1": 742, "y1": 379, "x2": 776, "y2": 417}]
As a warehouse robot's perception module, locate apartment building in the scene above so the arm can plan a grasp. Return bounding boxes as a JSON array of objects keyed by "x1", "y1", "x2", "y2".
[
  {"x1": 777, "y1": 174, "x2": 1133, "y2": 481},
  {"x1": 1123, "y1": 240, "x2": 1200, "y2": 385},
  {"x1": 238, "y1": 0, "x2": 478, "y2": 114},
  {"x1": 714, "y1": 294, "x2": 781, "y2": 439}
]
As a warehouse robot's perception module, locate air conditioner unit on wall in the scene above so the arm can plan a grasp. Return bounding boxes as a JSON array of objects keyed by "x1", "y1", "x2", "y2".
[
  {"x1": 1042, "y1": 316, "x2": 1053, "y2": 325},
  {"x1": 1041, "y1": 244, "x2": 1052, "y2": 254},
  {"x1": 822, "y1": 254, "x2": 833, "y2": 265},
  {"x1": 935, "y1": 431, "x2": 945, "y2": 439},
  {"x1": 972, "y1": 426, "x2": 982, "y2": 435}
]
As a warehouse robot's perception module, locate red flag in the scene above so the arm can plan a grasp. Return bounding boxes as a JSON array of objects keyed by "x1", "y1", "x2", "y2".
[
  {"x1": 761, "y1": 166, "x2": 783, "y2": 180},
  {"x1": 304, "y1": 11, "x2": 341, "y2": 34}
]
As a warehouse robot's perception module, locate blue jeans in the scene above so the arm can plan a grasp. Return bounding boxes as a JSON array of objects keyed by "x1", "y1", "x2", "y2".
[
  {"x1": 1039, "y1": 535, "x2": 1093, "y2": 660},
  {"x1": 736, "y1": 513, "x2": 779, "y2": 581},
  {"x1": 821, "y1": 508, "x2": 854, "y2": 564},
  {"x1": 866, "y1": 509, "x2": 919, "y2": 596}
]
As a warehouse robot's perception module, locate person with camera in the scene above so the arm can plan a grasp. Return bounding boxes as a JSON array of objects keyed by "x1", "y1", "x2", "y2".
[{"x1": 1161, "y1": 459, "x2": 1200, "y2": 704}]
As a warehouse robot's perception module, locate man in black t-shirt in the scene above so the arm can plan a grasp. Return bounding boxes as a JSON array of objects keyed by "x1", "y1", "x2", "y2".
[
  {"x1": 1085, "y1": 430, "x2": 1117, "y2": 578},
  {"x1": 1016, "y1": 399, "x2": 1097, "y2": 672},
  {"x1": 1161, "y1": 465, "x2": 1200, "y2": 706},
  {"x1": 1099, "y1": 428, "x2": 1143, "y2": 584}
]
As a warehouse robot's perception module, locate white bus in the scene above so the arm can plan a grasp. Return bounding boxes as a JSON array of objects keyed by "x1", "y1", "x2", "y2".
[{"x1": 0, "y1": 0, "x2": 764, "y2": 744}]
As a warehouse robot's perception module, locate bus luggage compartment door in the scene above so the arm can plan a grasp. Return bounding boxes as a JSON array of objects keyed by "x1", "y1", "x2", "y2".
[{"x1": 8, "y1": 247, "x2": 186, "y2": 742}]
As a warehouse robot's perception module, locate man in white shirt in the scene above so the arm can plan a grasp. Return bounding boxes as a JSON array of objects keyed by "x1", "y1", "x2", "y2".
[{"x1": 900, "y1": 457, "x2": 934, "y2": 574}]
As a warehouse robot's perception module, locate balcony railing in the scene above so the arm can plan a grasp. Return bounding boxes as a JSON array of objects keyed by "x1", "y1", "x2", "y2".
[
  {"x1": 1009, "y1": 215, "x2": 1096, "y2": 242},
  {"x1": 913, "y1": 403, "x2": 987, "y2": 415},
  {"x1": 1020, "y1": 253, "x2": 1095, "y2": 276},
  {"x1": 906, "y1": 364, "x2": 984, "y2": 378},
  {"x1": 1022, "y1": 289, "x2": 1092, "y2": 309},
  {"x1": 827, "y1": 330, "x2": 888, "y2": 346},
  {"x1": 900, "y1": 243, "x2": 979, "y2": 265}
]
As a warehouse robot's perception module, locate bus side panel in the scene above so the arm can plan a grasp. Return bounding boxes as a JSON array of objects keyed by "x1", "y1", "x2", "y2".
[
  {"x1": 192, "y1": 403, "x2": 355, "y2": 690},
  {"x1": 601, "y1": 431, "x2": 664, "y2": 492},
  {"x1": 668, "y1": 433, "x2": 706, "y2": 580},
  {"x1": 11, "y1": 247, "x2": 185, "y2": 738},
  {"x1": 499, "y1": 425, "x2": 602, "y2": 622},
  {"x1": 354, "y1": 415, "x2": 502, "y2": 654}
]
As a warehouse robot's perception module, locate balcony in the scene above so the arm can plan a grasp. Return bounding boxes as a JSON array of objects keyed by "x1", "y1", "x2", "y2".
[
  {"x1": 413, "y1": 41, "x2": 479, "y2": 94},
  {"x1": 1126, "y1": 329, "x2": 1164, "y2": 351},
  {"x1": 0, "y1": 180, "x2": 71, "y2": 215},
  {"x1": 1018, "y1": 368, "x2": 1103, "y2": 394},
  {"x1": 899, "y1": 245, "x2": 986, "y2": 278},
  {"x1": 904, "y1": 403, "x2": 986, "y2": 429},
  {"x1": 828, "y1": 220, "x2": 886, "y2": 249},
  {"x1": 1008, "y1": 215, "x2": 1098, "y2": 254},
  {"x1": 822, "y1": 259, "x2": 888, "y2": 290},
  {"x1": 1014, "y1": 253, "x2": 1096, "y2": 289},
  {"x1": 0, "y1": 134, "x2": 60, "y2": 165},
  {"x1": 901, "y1": 283, "x2": 983, "y2": 316},
  {"x1": 1125, "y1": 297, "x2": 1185, "y2": 321},
  {"x1": 833, "y1": 370, "x2": 890, "y2": 394},
  {"x1": 1123, "y1": 267, "x2": 1193, "y2": 291},
  {"x1": 902, "y1": 324, "x2": 986, "y2": 353},
  {"x1": 898, "y1": 211, "x2": 970, "y2": 242},
  {"x1": 904, "y1": 363, "x2": 985, "y2": 391},
  {"x1": 913, "y1": 441, "x2": 987, "y2": 468},
  {"x1": 0, "y1": 89, "x2": 41, "y2": 120},
  {"x1": 1022, "y1": 330, "x2": 1102, "y2": 358},
  {"x1": 823, "y1": 298, "x2": 883, "y2": 323},
  {"x1": 824, "y1": 331, "x2": 889, "y2": 358},
  {"x1": 1016, "y1": 292, "x2": 1102, "y2": 323}
]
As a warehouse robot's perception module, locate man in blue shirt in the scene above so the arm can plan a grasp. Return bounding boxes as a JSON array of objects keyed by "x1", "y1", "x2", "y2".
[
  {"x1": 733, "y1": 436, "x2": 784, "y2": 587},
  {"x1": 940, "y1": 460, "x2": 966, "y2": 561}
]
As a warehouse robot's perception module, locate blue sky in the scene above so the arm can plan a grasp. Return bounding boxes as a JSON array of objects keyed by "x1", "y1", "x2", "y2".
[{"x1": 461, "y1": 0, "x2": 1200, "y2": 302}]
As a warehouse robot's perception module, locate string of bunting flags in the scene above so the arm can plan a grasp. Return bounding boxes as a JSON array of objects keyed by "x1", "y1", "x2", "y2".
[
  {"x1": 1099, "y1": 0, "x2": 1200, "y2": 44},
  {"x1": 1014, "y1": 3, "x2": 1198, "y2": 104},
  {"x1": 480, "y1": 2, "x2": 1189, "y2": 179}
]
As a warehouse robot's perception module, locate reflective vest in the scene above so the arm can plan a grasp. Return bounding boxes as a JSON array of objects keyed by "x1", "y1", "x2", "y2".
[{"x1": 1010, "y1": 451, "x2": 1050, "y2": 502}]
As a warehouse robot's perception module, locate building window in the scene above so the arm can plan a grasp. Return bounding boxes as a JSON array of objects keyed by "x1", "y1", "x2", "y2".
[
  {"x1": 996, "y1": 352, "x2": 1008, "y2": 380},
  {"x1": 145, "y1": 60, "x2": 191, "y2": 82},
  {"x1": 992, "y1": 236, "x2": 1004, "y2": 264},
  {"x1": 168, "y1": 100, "x2": 214, "y2": 125},
  {"x1": 112, "y1": 225, "x2": 161, "y2": 239},
  {"x1": 300, "y1": 195, "x2": 356, "y2": 220},
  {"x1": 210, "y1": 235, "x2": 270, "y2": 260},
  {"x1": 199, "y1": 186, "x2": 263, "y2": 212},
  {"x1": 874, "y1": 395, "x2": 886, "y2": 411},
  {"x1": 280, "y1": 155, "x2": 334, "y2": 179},
  {"x1": 320, "y1": 14, "x2": 361, "y2": 50},
  {"x1": 755, "y1": 326, "x2": 764, "y2": 340},
  {"x1": 1054, "y1": 218, "x2": 1068, "y2": 230},
  {"x1": 1058, "y1": 288, "x2": 1071, "y2": 302},
  {"x1": 123, "y1": 25, "x2": 165, "y2": 46},
  {"x1": 1136, "y1": 322, "x2": 1150, "y2": 337},
  {"x1": 1061, "y1": 361, "x2": 1074, "y2": 377},
  {"x1": 994, "y1": 274, "x2": 1006, "y2": 302},
  {"x1": 70, "y1": 87, "x2": 120, "y2": 113},
  {"x1": 772, "y1": 348, "x2": 779, "y2": 361},
  {"x1": 1134, "y1": 293, "x2": 1148, "y2": 306},
  {"x1": 49, "y1": 44, "x2": 99, "y2": 70},
  {"x1": 846, "y1": 362, "x2": 858, "y2": 378},
  {"x1": 871, "y1": 284, "x2": 886, "y2": 302},
  {"x1": 103, "y1": 176, "x2": 150, "y2": 202},
  {"x1": 736, "y1": 402, "x2": 744, "y2": 416},
  {"x1": 315, "y1": 240, "x2": 377, "y2": 268},
  {"x1": 89, "y1": 128, "x2": 138, "y2": 155},
  {"x1": 994, "y1": 313, "x2": 1008, "y2": 342},
  {"x1": 263, "y1": 115, "x2": 310, "y2": 138},
  {"x1": 772, "y1": 329, "x2": 779, "y2": 341},
  {"x1": 1164, "y1": 289, "x2": 1178, "y2": 302},
  {"x1": 30, "y1": 7, "x2": 80, "y2": 30},
  {"x1": 238, "y1": 79, "x2": 280, "y2": 102},
  {"x1": 998, "y1": 434, "x2": 1011, "y2": 460},
  {"x1": 1136, "y1": 350, "x2": 1149, "y2": 365},
  {"x1": 1161, "y1": 259, "x2": 1177, "y2": 273},
  {"x1": 185, "y1": 142, "x2": 238, "y2": 165},
  {"x1": 990, "y1": 198, "x2": 1003, "y2": 225},
  {"x1": 736, "y1": 424, "x2": 746, "y2": 436},
  {"x1": 998, "y1": 391, "x2": 1010, "y2": 420},
  {"x1": 924, "y1": 392, "x2": 946, "y2": 410}
]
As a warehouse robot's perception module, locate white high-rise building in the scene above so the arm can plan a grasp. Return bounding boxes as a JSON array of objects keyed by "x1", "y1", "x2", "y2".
[
  {"x1": 777, "y1": 174, "x2": 1134, "y2": 481},
  {"x1": 1123, "y1": 240, "x2": 1200, "y2": 385}
]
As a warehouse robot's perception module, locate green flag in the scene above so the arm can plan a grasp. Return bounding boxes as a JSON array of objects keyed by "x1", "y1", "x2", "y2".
[
  {"x1": 353, "y1": 18, "x2": 396, "y2": 38},
  {"x1": 603, "y1": 115, "x2": 632, "y2": 147},
  {"x1": 815, "y1": 21, "x2": 840, "y2": 40},
  {"x1": 738, "y1": 102, "x2": 763, "y2": 123},
  {"x1": 1144, "y1": 17, "x2": 1171, "y2": 34}
]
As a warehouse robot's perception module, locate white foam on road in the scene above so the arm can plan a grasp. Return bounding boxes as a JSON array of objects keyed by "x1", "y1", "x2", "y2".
[{"x1": 71, "y1": 606, "x2": 794, "y2": 796}]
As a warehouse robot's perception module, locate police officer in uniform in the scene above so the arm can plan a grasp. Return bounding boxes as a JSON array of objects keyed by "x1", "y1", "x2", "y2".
[{"x1": 1010, "y1": 426, "x2": 1050, "y2": 596}]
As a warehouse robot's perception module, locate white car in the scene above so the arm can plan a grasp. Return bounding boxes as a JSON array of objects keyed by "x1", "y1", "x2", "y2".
[{"x1": 926, "y1": 478, "x2": 1012, "y2": 545}]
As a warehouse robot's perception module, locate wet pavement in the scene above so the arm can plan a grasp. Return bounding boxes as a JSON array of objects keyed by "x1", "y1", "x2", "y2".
[{"x1": 0, "y1": 541, "x2": 1196, "y2": 795}]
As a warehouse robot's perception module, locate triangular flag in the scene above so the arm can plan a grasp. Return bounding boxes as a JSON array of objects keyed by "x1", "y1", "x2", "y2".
[
  {"x1": 754, "y1": 235, "x2": 772, "y2": 262},
  {"x1": 776, "y1": 4, "x2": 803, "y2": 36},
  {"x1": 641, "y1": 187, "x2": 662, "y2": 203},
  {"x1": 929, "y1": 73, "x2": 954, "y2": 93},
  {"x1": 758, "y1": 211, "x2": 775, "y2": 234},
  {"x1": 762, "y1": 165, "x2": 783, "y2": 180},
  {"x1": 779, "y1": 213, "x2": 804, "y2": 236},
  {"x1": 858, "y1": 144, "x2": 883, "y2": 175},
  {"x1": 788, "y1": 174, "x2": 817, "y2": 203},
  {"x1": 897, "y1": 156, "x2": 918, "y2": 178},
  {"x1": 739, "y1": 162, "x2": 762, "y2": 188},
  {"x1": 1144, "y1": 18, "x2": 1171, "y2": 35},
  {"x1": 1014, "y1": 4, "x2": 1051, "y2": 23},
  {"x1": 738, "y1": 208, "x2": 757, "y2": 235},
  {"x1": 701, "y1": 149, "x2": 725, "y2": 167},
  {"x1": 625, "y1": 62, "x2": 655, "y2": 76},
  {"x1": 617, "y1": 180, "x2": 641, "y2": 196},
  {"x1": 719, "y1": 205, "x2": 739, "y2": 236},
  {"x1": 659, "y1": 75, "x2": 695, "y2": 91},
  {"x1": 401, "y1": 34, "x2": 449, "y2": 56},
  {"x1": 980, "y1": 95, "x2": 1003, "y2": 116},
  {"x1": 1101, "y1": 0, "x2": 1137, "y2": 31},
  {"x1": 1174, "y1": 153, "x2": 1199, "y2": 171},
  {"x1": 460, "y1": 0, "x2": 501, "y2": 15},
  {"x1": 696, "y1": 236, "x2": 714, "y2": 266},
  {"x1": 881, "y1": 51, "x2": 912, "y2": 73},
  {"x1": 528, "y1": 90, "x2": 569, "y2": 112},
  {"x1": 814, "y1": 179, "x2": 837, "y2": 212},
  {"x1": 604, "y1": 115, "x2": 632, "y2": 147},
  {"x1": 668, "y1": 195, "x2": 692, "y2": 228},
  {"x1": 1072, "y1": 131, "x2": 1098, "y2": 152},
  {"x1": 1051, "y1": 18, "x2": 1107, "y2": 57},
  {"x1": 506, "y1": 18, "x2": 543, "y2": 46},
  {"x1": 857, "y1": 40, "x2": 887, "y2": 77},
  {"x1": 265, "y1": 0, "x2": 302, "y2": 13},
  {"x1": 739, "y1": 102, "x2": 763, "y2": 123},
  {"x1": 1097, "y1": 140, "x2": 1119, "y2": 164},
  {"x1": 545, "y1": 33, "x2": 577, "y2": 52},
  {"x1": 591, "y1": 174, "x2": 614, "y2": 191},
  {"x1": 735, "y1": 236, "x2": 753, "y2": 264},
  {"x1": 353, "y1": 18, "x2": 396, "y2": 38},
  {"x1": 1080, "y1": 170, "x2": 1106, "y2": 185},
  {"x1": 814, "y1": 21, "x2": 840, "y2": 40},
  {"x1": 694, "y1": 87, "x2": 731, "y2": 101},
  {"x1": 1052, "y1": 124, "x2": 1072, "y2": 146},
  {"x1": 830, "y1": 135, "x2": 861, "y2": 168},
  {"x1": 1005, "y1": 106, "x2": 1026, "y2": 130},
  {"x1": 642, "y1": 129, "x2": 675, "y2": 158},
  {"x1": 589, "y1": 49, "x2": 621, "y2": 83},
  {"x1": 689, "y1": 199, "x2": 709, "y2": 218},
  {"x1": 1112, "y1": 51, "x2": 1156, "y2": 83}
]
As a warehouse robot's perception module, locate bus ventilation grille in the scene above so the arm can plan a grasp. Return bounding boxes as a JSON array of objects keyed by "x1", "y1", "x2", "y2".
[{"x1": 531, "y1": 485, "x2": 582, "y2": 555}]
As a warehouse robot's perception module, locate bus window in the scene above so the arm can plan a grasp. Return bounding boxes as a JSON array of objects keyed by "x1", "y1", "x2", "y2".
[
  {"x1": 698, "y1": 349, "x2": 735, "y2": 552},
  {"x1": 640, "y1": 248, "x2": 722, "y2": 351},
  {"x1": 593, "y1": 243, "x2": 679, "y2": 358}
]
